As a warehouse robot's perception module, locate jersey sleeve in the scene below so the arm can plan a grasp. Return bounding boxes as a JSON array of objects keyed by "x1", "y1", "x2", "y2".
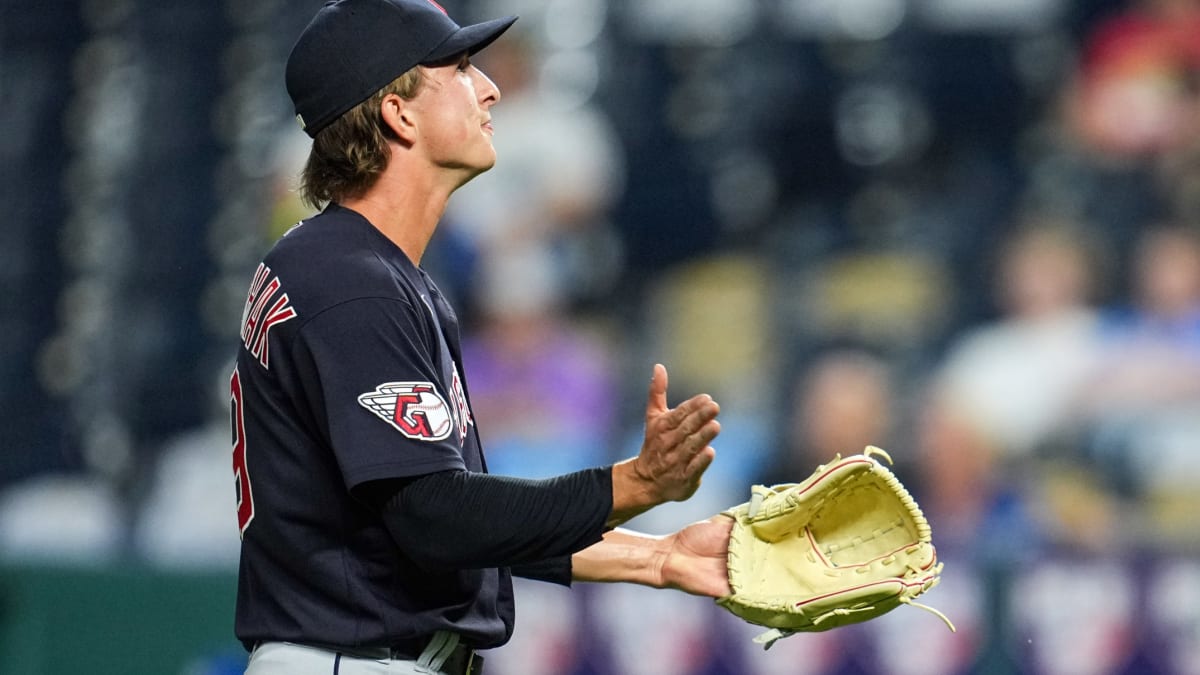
[{"x1": 292, "y1": 296, "x2": 468, "y2": 489}]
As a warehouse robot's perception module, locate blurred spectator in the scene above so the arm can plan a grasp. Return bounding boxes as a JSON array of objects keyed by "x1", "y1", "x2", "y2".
[
  {"x1": 1083, "y1": 222, "x2": 1200, "y2": 410},
  {"x1": 763, "y1": 348, "x2": 896, "y2": 487},
  {"x1": 1074, "y1": 222, "x2": 1200, "y2": 546},
  {"x1": 1027, "y1": 0, "x2": 1200, "y2": 256},
  {"x1": 931, "y1": 218, "x2": 1106, "y2": 459},
  {"x1": 916, "y1": 217, "x2": 1108, "y2": 560},
  {"x1": 459, "y1": 251, "x2": 618, "y2": 480},
  {"x1": 1064, "y1": 0, "x2": 1200, "y2": 162}
]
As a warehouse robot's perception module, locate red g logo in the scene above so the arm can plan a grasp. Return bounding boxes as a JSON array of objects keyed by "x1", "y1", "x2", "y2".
[{"x1": 358, "y1": 382, "x2": 454, "y2": 441}]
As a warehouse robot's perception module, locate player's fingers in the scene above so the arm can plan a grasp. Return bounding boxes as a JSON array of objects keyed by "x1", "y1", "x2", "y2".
[
  {"x1": 660, "y1": 409, "x2": 720, "y2": 458},
  {"x1": 686, "y1": 445, "x2": 716, "y2": 478},
  {"x1": 686, "y1": 408, "x2": 720, "y2": 439},
  {"x1": 644, "y1": 364, "x2": 669, "y2": 418},
  {"x1": 676, "y1": 418, "x2": 721, "y2": 457},
  {"x1": 656, "y1": 394, "x2": 718, "y2": 432},
  {"x1": 674, "y1": 448, "x2": 715, "y2": 500},
  {"x1": 642, "y1": 419, "x2": 717, "y2": 480}
]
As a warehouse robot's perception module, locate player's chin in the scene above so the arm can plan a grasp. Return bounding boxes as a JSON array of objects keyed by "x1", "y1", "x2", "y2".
[
  {"x1": 470, "y1": 154, "x2": 497, "y2": 176},
  {"x1": 468, "y1": 142, "x2": 497, "y2": 170},
  {"x1": 448, "y1": 153, "x2": 497, "y2": 186}
]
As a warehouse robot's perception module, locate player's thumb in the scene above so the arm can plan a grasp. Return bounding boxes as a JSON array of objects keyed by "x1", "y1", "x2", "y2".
[{"x1": 645, "y1": 363, "x2": 669, "y2": 416}]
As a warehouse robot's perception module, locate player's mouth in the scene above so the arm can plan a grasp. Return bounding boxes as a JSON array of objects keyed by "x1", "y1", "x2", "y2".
[{"x1": 482, "y1": 119, "x2": 493, "y2": 134}]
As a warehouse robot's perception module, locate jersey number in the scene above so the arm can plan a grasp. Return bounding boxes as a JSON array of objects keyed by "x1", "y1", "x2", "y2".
[{"x1": 231, "y1": 368, "x2": 255, "y2": 536}]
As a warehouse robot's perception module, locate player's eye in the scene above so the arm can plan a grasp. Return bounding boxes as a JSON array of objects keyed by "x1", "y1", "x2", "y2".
[{"x1": 457, "y1": 55, "x2": 471, "y2": 72}]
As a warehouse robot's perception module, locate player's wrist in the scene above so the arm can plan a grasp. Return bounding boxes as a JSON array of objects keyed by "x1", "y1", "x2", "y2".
[
  {"x1": 607, "y1": 459, "x2": 661, "y2": 527},
  {"x1": 653, "y1": 532, "x2": 679, "y2": 590},
  {"x1": 629, "y1": 529, "x2": 673, "y2": 589}
]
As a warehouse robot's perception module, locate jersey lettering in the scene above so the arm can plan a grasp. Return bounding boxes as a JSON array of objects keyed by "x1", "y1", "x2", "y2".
[
  {"x1": 249, "y1": 295, "x2": 297, "y2": 368},
  {"x1": 358, "y1": 382, "x2": 454, "y2": 441},
  {"x1": 449, "y1": 367, "x2": 473, "y2": 444},
  {"x1": 230, "y1": 367, "x2": 254, "y2": 536},
  {"x1": 239, "y1": 263, "x2": 298, "y2": 369},
  {"x1": 240, "y1": 263, "x2": 271, "y2": 341}
]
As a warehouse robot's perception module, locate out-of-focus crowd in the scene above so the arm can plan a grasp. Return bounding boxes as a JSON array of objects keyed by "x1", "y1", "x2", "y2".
[{"x1": 3, "y1": 0, "x2": 1200, "y2": 672}]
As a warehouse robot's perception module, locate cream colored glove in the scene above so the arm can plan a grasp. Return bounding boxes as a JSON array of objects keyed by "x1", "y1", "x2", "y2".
[{"x1": 717, "y1": 447, "x2": 954, "y2": 649}]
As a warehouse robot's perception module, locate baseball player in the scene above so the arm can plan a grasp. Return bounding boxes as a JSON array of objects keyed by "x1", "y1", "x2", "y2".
[{"x1": 232, "y1": 1, "x2": 732, "y2": 674}]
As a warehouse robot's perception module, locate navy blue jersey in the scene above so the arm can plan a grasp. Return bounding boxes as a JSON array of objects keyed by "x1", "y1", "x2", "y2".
[{"x1": 231, "y1": 203, "x2": 514, "y2": 651}]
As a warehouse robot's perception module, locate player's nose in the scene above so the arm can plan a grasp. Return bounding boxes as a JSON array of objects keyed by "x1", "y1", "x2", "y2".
[{"x1": 473, "y1": 66, "x2": 501, "y2": 106}]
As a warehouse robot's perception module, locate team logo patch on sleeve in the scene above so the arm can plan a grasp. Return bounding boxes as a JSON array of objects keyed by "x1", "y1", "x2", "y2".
[{"x1": 358, "y1": 382, "x2": 454, "y2": 441}]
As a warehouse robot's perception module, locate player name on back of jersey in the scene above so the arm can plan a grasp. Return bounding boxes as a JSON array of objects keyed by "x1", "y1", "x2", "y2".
[{"x1": 240, "y1": 262, "x2": 298, "y2": 369}]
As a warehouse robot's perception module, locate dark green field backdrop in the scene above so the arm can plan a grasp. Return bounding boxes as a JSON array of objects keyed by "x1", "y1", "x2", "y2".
[{"x1": 0, "y1": 565, "x2": 242, "y2": 675}]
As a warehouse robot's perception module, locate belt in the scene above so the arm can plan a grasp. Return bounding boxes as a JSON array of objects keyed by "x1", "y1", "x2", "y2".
[
  {"x1": 301, "y1": 639, "x2": 482, "y2": 675},
  {"x1": 432, "y1": 642, "x2": 481, "y2": 675}
]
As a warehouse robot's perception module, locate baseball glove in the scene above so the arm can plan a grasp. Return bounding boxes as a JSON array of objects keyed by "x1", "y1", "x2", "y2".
[{"x1": 717, "y1": 446, "x2": 953, "y2": 648}]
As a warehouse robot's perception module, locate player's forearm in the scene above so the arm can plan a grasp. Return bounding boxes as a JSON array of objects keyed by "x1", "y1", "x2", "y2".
[
  {"x1": 366, "y1": 468, "x2": 612, "y2": 571},
  {"x1": 570, "y1": 528, "x2": 671, "y2": 588}
]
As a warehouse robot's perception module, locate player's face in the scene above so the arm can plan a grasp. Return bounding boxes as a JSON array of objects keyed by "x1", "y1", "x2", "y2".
[{"x1": 410, "y1": 53, "x2": 502, "y2": 183}]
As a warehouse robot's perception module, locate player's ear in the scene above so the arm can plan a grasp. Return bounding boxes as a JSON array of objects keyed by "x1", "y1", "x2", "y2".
[{"x1": 380, "y1": 93, "x2": 417, "y2": 144}]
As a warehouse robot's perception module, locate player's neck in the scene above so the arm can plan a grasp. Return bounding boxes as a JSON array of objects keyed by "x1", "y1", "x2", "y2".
[{"x1": 342, "y1": 167, "x2": 452, "y2": 265}]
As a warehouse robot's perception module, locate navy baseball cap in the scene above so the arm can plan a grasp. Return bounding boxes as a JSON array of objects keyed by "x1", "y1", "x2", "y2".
[{"x1": 286, "y1": 0, "x2": 518, "y2": 137}]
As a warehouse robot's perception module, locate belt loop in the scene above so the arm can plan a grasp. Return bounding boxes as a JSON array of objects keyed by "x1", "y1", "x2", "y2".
[{"x1": 417, "y1": 630, "x2": 457, "y2": 671}]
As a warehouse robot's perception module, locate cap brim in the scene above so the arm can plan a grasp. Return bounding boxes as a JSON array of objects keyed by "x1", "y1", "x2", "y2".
[{"x1": 423, "y1": 15, "x2": 518, "y2": 64}]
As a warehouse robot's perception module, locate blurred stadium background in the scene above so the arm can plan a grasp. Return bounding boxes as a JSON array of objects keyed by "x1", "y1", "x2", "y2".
[{"x1": 4, "y1": 0, "x2": 1200, "y2": 673}]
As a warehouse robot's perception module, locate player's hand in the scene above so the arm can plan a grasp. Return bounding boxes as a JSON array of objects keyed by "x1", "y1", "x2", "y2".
[
  {"x1": 635, "y1": 363, "x2": 720, "y2": 501},
  {"x1": 609, "y1": 364, "x2": 720, "y2": 525},
  {"x1": 660, "y1": 515, "x2": 734, "y2": 598}
]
